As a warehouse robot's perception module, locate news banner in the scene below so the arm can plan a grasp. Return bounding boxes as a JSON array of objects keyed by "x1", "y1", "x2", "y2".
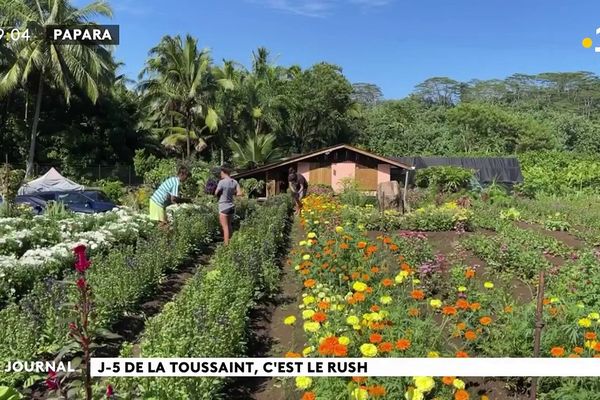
[{"x1": 83, "y1": 358, "x2": 600, "y2": 378}]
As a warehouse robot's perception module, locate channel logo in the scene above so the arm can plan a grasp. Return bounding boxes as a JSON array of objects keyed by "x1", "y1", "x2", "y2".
[{"x1": 582, "y1": 28, "x2": 600, "y2": 52}]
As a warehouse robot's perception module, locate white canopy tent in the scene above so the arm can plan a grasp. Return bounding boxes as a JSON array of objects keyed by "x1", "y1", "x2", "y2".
[{"x1": 18, "y1": 168, "x2": 85, "y2": 195}]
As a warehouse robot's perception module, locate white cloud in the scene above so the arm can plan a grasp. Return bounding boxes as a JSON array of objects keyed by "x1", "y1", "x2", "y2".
[{"x1": 248, "y1": 0, "x2": 393, "y2": 17}]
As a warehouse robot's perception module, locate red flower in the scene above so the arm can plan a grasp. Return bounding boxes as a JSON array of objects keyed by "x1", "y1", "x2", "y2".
[
  {"x1": 45, "y1": 370, "x2": 59, "y2": 390},
  {"x1": 73, "y1": 245, "x2": 91, "y2": 272},
  {"x1": 76, "y1": 278, "x2": 87, "y2": 289},
  {"x1": 106, "y1": 384, "x2": 114, "y2": 398}
]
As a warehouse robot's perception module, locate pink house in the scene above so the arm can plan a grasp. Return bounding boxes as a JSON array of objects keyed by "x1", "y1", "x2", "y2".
[{"x1": 233, "y1": 144, "x2": 412, "y2": 196}]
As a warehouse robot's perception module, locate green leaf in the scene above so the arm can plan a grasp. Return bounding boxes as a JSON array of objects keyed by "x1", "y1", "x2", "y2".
[{"x1": 205, "y1": 108, "x2": 220, "y2": 133}]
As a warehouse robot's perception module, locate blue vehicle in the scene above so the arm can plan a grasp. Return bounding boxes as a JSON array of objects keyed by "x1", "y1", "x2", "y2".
[{"x1": 14, "y1": 190, "x2": 116, "y2": 214}]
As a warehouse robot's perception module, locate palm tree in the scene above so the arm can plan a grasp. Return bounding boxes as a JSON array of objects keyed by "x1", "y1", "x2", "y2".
[
  {"x1": 139, "y1": 34, "x2": 232, "y2": 158},
  {"x1": 228, "y1": 132, "x2": 282, "y2": 169},
  {"x1": 0, "y1": 0, "x2": 115, "y2": 178}
]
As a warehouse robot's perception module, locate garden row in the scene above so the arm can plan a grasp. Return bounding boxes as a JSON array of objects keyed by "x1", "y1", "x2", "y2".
[
  {"x1": 0, "y1": 203, "x2": 222, "y2": 389},
  {"x1": 281, "y1": 194, "x2": 600, "y2": 400},
  {"x1": 0, "y1": 208, "x2": 155, "y2": 306},
  {"x1": 114, "y1": 196, "x2": 292, "y2": 399}
]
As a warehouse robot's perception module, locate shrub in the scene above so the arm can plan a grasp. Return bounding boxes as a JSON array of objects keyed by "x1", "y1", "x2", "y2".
[
  {"x1": 96, "y1": 179, "x2": 126, "y2": 203},
  {"x1": 339, "y1": 178, "x2": 368, "y2": 206},
  {"x1": 308, "y1": 184, "x2": 334, "y2": 196},
  {"x1": 239, "y1": 178, "x2": 265, "y2": 197},
  {"x1": 415, "y1": 166, "x2": 474, "y2": 194}
]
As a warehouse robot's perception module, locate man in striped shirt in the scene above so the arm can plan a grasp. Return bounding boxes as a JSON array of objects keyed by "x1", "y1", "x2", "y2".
[{"x1": 149, "y1": 166, "x2": 191, "y2": 224}]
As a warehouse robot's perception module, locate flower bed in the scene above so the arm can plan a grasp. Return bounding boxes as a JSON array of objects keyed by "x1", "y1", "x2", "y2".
[
  {"x1": 0, "y1": 204, "x2": 220, "y2": 388},
  {"x1": 115, "y1": 196, "x2": 292, "y2": 399},
  {"x1": 281, "y1": 195, "x2": 600, "y2": 399},
  {"x1": 0, "y1": 208, "x2": 155, "y2": 306}
]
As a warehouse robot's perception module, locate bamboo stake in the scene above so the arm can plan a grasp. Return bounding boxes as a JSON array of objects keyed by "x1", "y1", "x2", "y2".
[{"x1": 530, "y1": 269, "x2": 546, "y2": 400}]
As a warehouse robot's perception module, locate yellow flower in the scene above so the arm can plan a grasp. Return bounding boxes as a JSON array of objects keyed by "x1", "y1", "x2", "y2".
[
  {"x1": 429, "y1": 299, "x2": 442, "y2": 308},
  {"x1": 303, "y1": 296, "x2": 316, "y2": 306},
  {"x1": 295, "y1": 376, "x2": 312, "y2": 390},
  {"x1": 585, "y1": 340, "x2": 597, "y2": 349},
  {"x1": 457, "y1": 286, "x2": 467, "y2": 292},
  {"x1": 353, "y1": 281, "x2": 368, "y2": 292},
  {"x1": 453, "y1": 378, "x2": 465, "y2": 389},
  {"x1": 347, "y1": 315, "x2": 360, "y2": 325},
  {"x1": 579, "y1": 318, "x2": 592, "y2": 328},
  {"x1": 427, "y1": 351, "x2": 439, "y2": 358},
  {"x1": 484, "y1": 281, "x2": 494, "y2": 289},
  {"x1": 405, "y1": 389, "x2": 424, "y2": 400},
  {"x1": 284, "y1": 316, "x2": 296, "y2": 325},
  {"x1": 302, "y1": 346, "x2": 314, "y2": 356},
  {"x1": 380, "y1": 296, "x2": 392, "y2": 305},
  {"x1": 335, "y1": 226, "x2": 344, "y2": 233},
  {"x1": 351, "y1": 387, "x2": 369, "y2": 400},
  {"x1": 395, "y1": 271, "x2": 409, "y2": 284},
  {"x1": 339, "y1": 336, "x2": 350, "y2": 345},
  {"x1": 299, "y1": 240, "x2": 307, "y2": 246},
  {"x1": 413, "y1": 376, "x2": 435, "y2": 393},
  {"x1": 481, "y1": 396, "x2": 489, "y2": 400},
  {"x1": 302, "y1": 310, "x2": 315, "y2": 320},
  {"x1": 302, "y1": 254, "x2": 311, "y2": 261},
  {"x1": 352, "y1": 324, "x2": 361, "y2": 330},
  {"x1": 589, "y1": 312, "x2": 600, "y2": 320},
  {"x1": 307, "y1": 232, "x2": 317, "y2": 239},
  {"x1": 550, "y1": 297, "x2": 559, "y2": 304},
  {"x1": 303, "y1": 321, "x2": 320, "y2": 333},
  {"x1": 412, "y1": 279, "x2": 421, "y2": 284},
  {"x1": 360, "y1": 343, "x2": 378, "y2": 357}
]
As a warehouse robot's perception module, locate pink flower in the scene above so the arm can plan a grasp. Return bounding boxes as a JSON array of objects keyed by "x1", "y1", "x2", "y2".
[{"x1": 76, "y1": 278, "x2": 87, "y2": 289}]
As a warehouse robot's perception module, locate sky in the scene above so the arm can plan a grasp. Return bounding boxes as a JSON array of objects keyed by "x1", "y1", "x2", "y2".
[{"x1": 78, "y1": 0, "x2": 600, "y2": 98}]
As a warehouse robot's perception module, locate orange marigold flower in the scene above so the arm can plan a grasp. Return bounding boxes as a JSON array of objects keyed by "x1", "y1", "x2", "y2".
[
  {"x1": 389, "y1": 244, "x2": 399, "y2": 251},
  {"x1": 318, "y1": 301, "x2": 330, "y2": 310},
  {"x1": 304, "y1": 279, "x2": 316, "y2": 288},
  {"x1": 549, "y1": 306, "x2": 559, "y2": 316},
  {"x1": 543, "y1": 298, "x2": 551, "y2": 305},
  {"x1": 400, "y1": 262, "x2": 411, "y2": 271},
  {"x1": 302, "y1": 392, "x2": 316, "y2": 400},
  {"x1": 285, "y1": 352, "x2": 302, "y2": 358},
  {"x1": 367, "y1": 385, "x2": 386, "y2": 396},
  {"x1": 585, "y1": 332, "x2": 597, "y2": 340},
  {"x1": 383, "y1": 237, "x2": 393, "y2": 244},
  {"x1": 456, "y1": 322, "x2": 467, "y2": 331},
  {"x1": 370, "y1": 305, "x2": 381, "y2": 312},
  {"x1": 354, "y1": 292, "x2": 366, "y2": 302},
  {"x1": 443, "y1": 306, "x2": 457, "y2": 316},
  {"x1": 574, "y1": 346, "x2": 584, "y2": 354},
  {"x1": 568, "y1": 354, "x2": 581, "y2": 358},
  {"x1": 378, "y1": 342, "x2": 393, "y2": 353},
  {"x1": 456, "y1": 351, "x2": 469, "y2": 358},
  {"x1": 594, "y1": 342, "x2": 600, "y2": 352},
  {"x1": 455, "y1": 389, "x2": 470, "y2": 400},
  {"x1": 369, "y1": 333, "x2": 383, "y2": 343},
  {"x1": 479, "y1": 316, "x2": 492, "y2": 326},
  {"x1": 357, "y1": 241, "x2": 367, "y2": 249},
  {"x1": 464, "y1": 330, "x2": 477, "y2": 341},
  {"x1": 456, "y1": 299, "x2": 469, "y2": 309},
  {"x1": 340, "y1": 243, "x2": 350, "y2": 249},
  {"x1": 381, "y1": 278, "x2": 393, "y2": 287},
  {"x1": 371, "y1": 266, "x2": 380, "y2": 273},
  {"x1": 504, "y1": 305, "x2": 513, "y2": 313},
  {"x1": 442, "y1": 376, "x2": 455, "y2": 385},
  {"x1": 465, "y1": 268, "x2": 475, "y2": 279},
  {"x1": 469, "y1": 302, "x2": 481, "y2": 311},
  {"x1": 352, "y1": 377, "x2": 367, "y2": 383},
  {"x1": 362, "y1": 273, "x2": 370, "y2": 281},
  {"x1": 396, "y1": 338, "x2": 411, "y2": 350},
  {"x1": 333, "y1": 344, "x2": 348, "y2": 357},
  {"x1": 312, "y1": 312, "x2": 327, "y2": 322},
  {"x1": 411, "y1": 290, "x2": 425, "y2": 300},
  {"x1": 408, "y1": 307, "x2": 420, "y2": 317},
  {"x1": 550, "y1": 347, "x2": 565, "y2": 357}
]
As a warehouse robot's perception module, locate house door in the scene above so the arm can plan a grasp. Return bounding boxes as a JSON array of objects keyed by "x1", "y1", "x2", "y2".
[
  {"x1": 309, "y1": 162, "x2": 332, "y2": 186},
  {"x1": 355, "y1": 163, "x2": 378, "y2": 191}
]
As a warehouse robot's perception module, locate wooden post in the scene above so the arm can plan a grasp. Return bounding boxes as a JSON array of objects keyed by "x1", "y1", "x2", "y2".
[{"x1": 530, "y1": 269, "x2": 545, "y2": 400}]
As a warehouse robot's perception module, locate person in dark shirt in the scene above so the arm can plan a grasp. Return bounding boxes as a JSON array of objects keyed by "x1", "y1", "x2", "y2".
[{"x1": 288, "y1": 167, "x2": 308, "y2": 215}]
